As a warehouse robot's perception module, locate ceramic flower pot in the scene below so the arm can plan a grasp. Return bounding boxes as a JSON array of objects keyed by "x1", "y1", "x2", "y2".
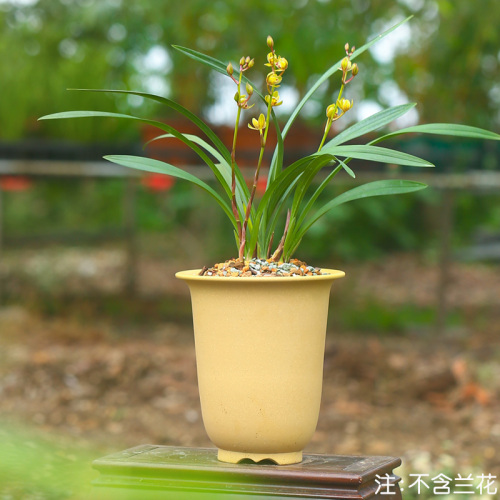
[{"x1": 176, "y1": 268, "x2": 345, "y2": 465}]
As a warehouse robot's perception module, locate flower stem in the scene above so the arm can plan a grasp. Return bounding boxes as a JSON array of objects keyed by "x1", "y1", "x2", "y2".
[
  {"x1": 318, "y1": 83, "x2": 345, "y2": 152},
  {"x1": 239, "y1": 88, "x2": 274, "y2": 261},
  {"x1": 231, "y1": 76, "x2": 243, "y2": 245}
]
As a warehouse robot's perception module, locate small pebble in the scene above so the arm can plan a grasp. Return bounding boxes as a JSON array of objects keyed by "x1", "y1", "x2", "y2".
[{"x1": 200, "y1": 258, "x2": 324, "y2": 277}]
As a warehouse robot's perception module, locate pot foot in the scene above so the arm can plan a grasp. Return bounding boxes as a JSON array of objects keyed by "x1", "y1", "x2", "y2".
[{"x1": 217, "y1": 449, "x2": 303, "y2": 465}]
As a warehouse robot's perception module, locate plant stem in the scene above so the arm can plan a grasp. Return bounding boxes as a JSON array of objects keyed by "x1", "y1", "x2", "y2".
[
  {"x1": 231, "y1": 77, "x2": 243, "y2": 245},
  {"x1": 239, "y1": 89, "x2": 274, "y2": 260},
  {"x1": 271, "y1": 209, "x2": 291, "y2": 261},
  {"x1": 318, "y1": 83, "x2": 345, "y2": 152}
]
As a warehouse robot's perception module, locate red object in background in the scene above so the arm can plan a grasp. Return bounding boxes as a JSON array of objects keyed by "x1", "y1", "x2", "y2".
[
  {"x1": 141, "y1": 174, "x2": 175, "y2": 192},
  {"x1": 0, "y1": 176, "x2": 33, "y2": 191},
  {"x1": 256, "y1": 176, "x2": 268, "y2": 195}
]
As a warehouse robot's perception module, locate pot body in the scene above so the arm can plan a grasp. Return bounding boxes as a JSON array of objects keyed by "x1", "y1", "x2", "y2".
[{"x1": 176, "y1": 269, "x2": 344, "y2": 464}]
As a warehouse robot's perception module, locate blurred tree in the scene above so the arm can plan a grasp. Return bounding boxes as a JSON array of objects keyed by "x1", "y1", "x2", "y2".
[
  {"x1": 392, "y1": 0, "x2": 500, "y2": 128},
  {"x1": 0, "y1": 0, "x2": 498, "y2": 141}
]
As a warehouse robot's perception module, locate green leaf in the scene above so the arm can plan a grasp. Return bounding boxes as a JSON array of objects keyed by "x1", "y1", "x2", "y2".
[
  {"x1": 339, "y1": 159, "x2": 356, "y2": 178},
  {"x1": 295, "y1": 179, "x2": 427, "y2": 245},
  {"x1": 145, "y1": 132, "x2": 249, "y2": 220},
  {"x1": 294, "y1": 165, "x2": 343, "y2": 231},
  {"x1": 325, "y1": 103, "x2": 417, "y2": 147},
  {"x1": 372, "y1": 123, "x2": 500, "y2": 143},
  {"x1": 268, "y1": 110, "x2": 285, "y2": 185},
  {"x1": 318, "y1": 144, "x2": 434, "y2": 167},
  {"x1": 39, "y1": 110, "x2": 234, "y2": 199},
  {"x1": 66, "y1": 88, "x2": 232, "y2": 163},
  {"x1": 247, "y1": 156, "x2": 318, "y2": 256},
  {"x1": 104, "y1": 155, "x2": 237, "y2": 230},
  {"x1": 290, "y1": 156, "x2": 334, "y2": 222},
  {"x1": 172, "y1": 45, "x2": 231, "y2": 78},
  {"x1": 172, "y1": 45, "x2": 266, "y2": 100}
]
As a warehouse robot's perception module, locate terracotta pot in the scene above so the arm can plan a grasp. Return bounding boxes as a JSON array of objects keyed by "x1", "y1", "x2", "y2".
[{"x1": 176, "y1": 268, "x2": 345, "y2": 465}]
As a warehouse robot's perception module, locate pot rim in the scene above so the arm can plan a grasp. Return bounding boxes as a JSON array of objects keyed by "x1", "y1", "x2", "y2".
[{"x1": 175, "y1": 268, "x2": 345, "y2": 282}]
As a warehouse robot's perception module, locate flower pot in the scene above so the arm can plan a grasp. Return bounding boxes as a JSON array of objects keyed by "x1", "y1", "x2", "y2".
[{"x1": 176, "y1": 268, "x2": 345, "y2": 465}]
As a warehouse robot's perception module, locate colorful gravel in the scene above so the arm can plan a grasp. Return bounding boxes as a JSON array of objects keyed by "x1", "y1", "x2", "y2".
[{"x1": 199, "y1": 258, "x2": 323, "y2": 277}]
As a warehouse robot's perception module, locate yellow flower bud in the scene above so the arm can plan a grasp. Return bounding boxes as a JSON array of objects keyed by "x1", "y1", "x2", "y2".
[
  {"x1": 226, "y1": 62, "x2": 233, "y2": 76},
  {"x1": 266, "y1": 72, "x2": 282, "y2": 87},
  {"x1": 265, "y1": 90, "x2": 283, "y2": 107},
  {"x1": 248, "y1": 58, "x2": 255, "y2": 68},
  {"x1": 341, "y1": 57, "x2": 351, "y2": 72},
  {"x1": 267, "y1": 35, "x2": 274, "y2": 49},
  {"x1": 326, "y1": 104, "x2": 338, "y2": 119},
  {"x1": 351, "y1": 63, "x2": 358, "y2": 76},
  {"x1": 338, "y1": 98, "x2": 353, "y2": 112},
  {"x1": 239, "y1": 56, "x2": 245, "y2": 66},
  {"x1": 276, "y1": 57, "x2": 288, "y2": 71},
  {"x1": 246, "y1": 83, "x2": 253, "y2": 95},
  {"x1": 265, "y1": 52, "x2": 274, "y2": 67},
  {"x1": 234, "y1": 92, "x2": 240, "y2": 103}
]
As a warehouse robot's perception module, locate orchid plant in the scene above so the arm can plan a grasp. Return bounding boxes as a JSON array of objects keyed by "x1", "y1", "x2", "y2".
[{"x1": 40, "y1": 18, "x2": 500, "y2": 264}]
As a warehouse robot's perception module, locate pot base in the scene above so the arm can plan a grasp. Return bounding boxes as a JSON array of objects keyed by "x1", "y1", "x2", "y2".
[{"x1": 217, "y1": 449, "x2": 303, "y2": 465}]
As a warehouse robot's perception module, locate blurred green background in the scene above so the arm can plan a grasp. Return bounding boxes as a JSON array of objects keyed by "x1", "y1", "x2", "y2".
[{"x1": 1, "y1": 0, "x2": 499, "y2": 499}]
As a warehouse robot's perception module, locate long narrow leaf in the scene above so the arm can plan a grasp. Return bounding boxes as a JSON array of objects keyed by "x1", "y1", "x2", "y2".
[
  {"x1": 296, "y1": 180, "x2": 427, "y2": 244},
  {"x1": 325, "y1": 103, "x2": 417, "y2": 147},
  {"x1": 104, "y1": 155, "x2": 237, "y2": 230},
  {"x1": 290, "y1": 156, "x2": 334, "y2": 222},
  {"x1": 318, "y1": 144, "x2": 434, "y2": 167},
  {"x1": 173, "y1": 45, "x2": 267, "y2": 100},
  {"x1": 294, "y1": 165, "x2": 343, "y2": 230},
  {"x1": 39, "y1": 110, "x2": 234, "y2": 199},
  {"x1": 371, "y1": 123, "x2": 500, "y2": 144},
  {"x1": 146, "y1": 132, "x2": 249, "y2": 219},
  {"x1": 247, "y1": 156, "x2": 319, "y2": 256},
  {"x1": 67, "y1": 88, "x2": 232, "y2": 163},
  {"x1": 268, "y1": 110, "x2": 285, "y2": 185},
  {"x1": 172, "y1": 45, "x2": 234, "y2": 79},
  {"x1": 262, "y1": 181, "x2": 297, "y2": 257}
]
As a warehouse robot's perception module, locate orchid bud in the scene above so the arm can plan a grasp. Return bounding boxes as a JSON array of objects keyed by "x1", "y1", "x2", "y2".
[
  {"x1": 267, "y1": 35, "x2": 274, "y2": 49},
  {"x1": 226, "y1": 62, "x2": 234, "y2": 76},
  {"x1": 246, "y1": 83, "x2": 254, "y2": 96},
  {"x1": 338, "y1": 98, "x2": 353, "y2": 112},
  {"x1": 234, "y1": 92, "x2": 240, "y2": 103},
  {"x1": 248, "y1": 58, "x2": 255, "y2": 68},
  {"x1": 326, "y1": 104, "x2": 337, "y2": 119},
  {"x1": 277, "y1": 57, "x2": 288, "y2": 71},
  {"x1": 351, "y1": 63, "x2": 358, "y2": 76},
  {"x1": 266, "y1": 72, "x2": 282, "y2": 87},
  {"x1": 341, "y1": 57, "x2": 351, "y2": 72},
  {"x1": 265, "y1": 90, "x2": 283, "y2": 107},
  {"x1": 239, "y1": 56, "x2": 245, "y2": 67}
]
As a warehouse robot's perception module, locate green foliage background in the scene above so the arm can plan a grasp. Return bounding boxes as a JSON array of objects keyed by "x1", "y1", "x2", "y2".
[{"x1": 1, "y1": 0, "x2": 499, "y2": 140}]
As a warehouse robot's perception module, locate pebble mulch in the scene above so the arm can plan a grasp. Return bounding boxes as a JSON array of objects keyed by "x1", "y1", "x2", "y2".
[{"x1": 199, "y1": 258, "x2": 323, "y2": 277}]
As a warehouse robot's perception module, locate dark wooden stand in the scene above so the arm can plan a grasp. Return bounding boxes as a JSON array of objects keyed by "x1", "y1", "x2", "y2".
[{"x1": 90, "y1": 445, "x2": 402, "y2": 499}]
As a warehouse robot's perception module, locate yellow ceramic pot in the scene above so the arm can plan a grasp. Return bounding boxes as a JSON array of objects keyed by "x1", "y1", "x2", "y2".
[{"x1": 176, "y1": 268, "x2": 345, "y2": 465}]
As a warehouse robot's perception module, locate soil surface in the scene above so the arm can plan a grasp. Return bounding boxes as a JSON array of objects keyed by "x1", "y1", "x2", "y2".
[{"x1": 0, "y1": 249, "x2": 499, "y2": 497}]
